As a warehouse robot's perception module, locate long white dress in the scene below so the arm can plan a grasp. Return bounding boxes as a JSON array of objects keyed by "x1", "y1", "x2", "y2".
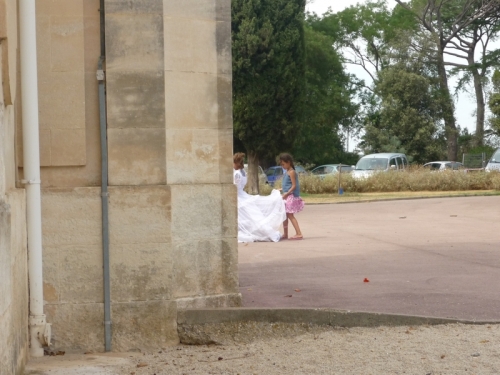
[{"x1": 234, "y1": 169, "x2": 286, "y2": 243}]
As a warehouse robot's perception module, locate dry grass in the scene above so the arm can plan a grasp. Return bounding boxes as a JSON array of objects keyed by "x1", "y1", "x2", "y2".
[
  {"x1": 258, "y1": 169, "x2": 500, "y2": 195},
  {"x1": 301, "y1": 169, "x2": 500, "y2": 194}
]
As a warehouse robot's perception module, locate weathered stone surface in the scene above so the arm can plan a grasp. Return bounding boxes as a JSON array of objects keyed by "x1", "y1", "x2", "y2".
[
  {"x1": 105, "y1": 13, "x2": 164, "y2": 72},
  {"x1": 172, "y1": 239, "x2": 239, "y2": 298},
  {"x1": 50, "y1": 128, "x2": 86, "y2": 166},
  {"x1": 166, "y1": 129, "x2": 221, "y2": 184},
  {"x1": 217, "y1": 75, "x2": 233, "y2": 129},
  {"x1": 171, "y1": 184, "x2": 222, "y2": 240},
  {"x1": 108, "y1": 128, "x2": 166, "y2": 186},
  {"x1": 0, "y1": 191, "x2": 28, "y2": 375},
  {"x1": 35, "y1": 2, "x2": 87, "y2": 168},
  {"x1": 219, "y1": 129, "x2": 234, "y2": 183},
  {"x1": 44, "y1": 302, "x2": 105, "y2": 353},
  {"x1": 164, "y1": 71, "x2": 218, "y2": 129},
  {"x1": 106, "y1": 70, "x2": 165, "y2": 129},
  {"x1": 108, "y1": 185, "x2": 171, "y2": 244},
  {"x1": 111, "y1": 300, "x2": 179, "y2": 352},
  {"x1": 163, "y1": 17, "x2": 216, "y2": 74},
  {"x1": 106, "y1": 0, "x2": 163, "y2": 14},
  {"x1": 41, "y1": 187, "x2": 102, "y2": 247},
  {"x1": 110, "y1": 242, "x2": 173, "y2": 302}
]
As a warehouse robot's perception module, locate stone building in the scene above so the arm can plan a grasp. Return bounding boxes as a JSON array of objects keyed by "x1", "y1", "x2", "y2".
[{"x1": 0, "y1": 1, "x2": 239, "y2": 373}]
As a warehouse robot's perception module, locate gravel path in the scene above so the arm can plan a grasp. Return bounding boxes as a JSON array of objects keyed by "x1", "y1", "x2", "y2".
[{"x1": 27, "y1": 323, "x2": 500, "y2": 374}]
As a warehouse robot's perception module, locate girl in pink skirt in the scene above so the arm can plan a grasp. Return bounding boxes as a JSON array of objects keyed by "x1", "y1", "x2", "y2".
[{"x1": 279, "y1": 153, "x2": 304, "y2": 240}]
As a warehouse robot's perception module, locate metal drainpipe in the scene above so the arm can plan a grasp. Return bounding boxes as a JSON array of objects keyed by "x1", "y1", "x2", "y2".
[
  {"x1": 98, "y1": 0, "x2": 112, "y2": 352},
  {"x1": 19, "y1": 0, "x2": 51, "y2": 357}
]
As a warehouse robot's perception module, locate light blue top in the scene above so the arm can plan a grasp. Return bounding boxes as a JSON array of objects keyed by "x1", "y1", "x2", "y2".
[{"x1": 282, "y1": 170, "x2": 300, "y2": 197}]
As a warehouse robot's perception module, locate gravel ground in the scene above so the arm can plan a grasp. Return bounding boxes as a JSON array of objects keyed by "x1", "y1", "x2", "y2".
[{"x1": 27, "y1": 323, "x2": 500, "y2": 375}]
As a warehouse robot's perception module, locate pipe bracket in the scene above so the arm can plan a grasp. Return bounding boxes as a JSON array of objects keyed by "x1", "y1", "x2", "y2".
[
  {"x1": 97, "y1": 69, "x2": 105, "y2": 81},
  {"x1": 20, "y1": 179, "x2": 41, "y2": 185}
]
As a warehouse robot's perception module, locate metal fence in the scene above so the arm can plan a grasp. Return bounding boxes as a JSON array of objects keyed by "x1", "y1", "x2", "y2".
[{"x1": 462, "y1": 153, "x2": 491, "y2": 168}]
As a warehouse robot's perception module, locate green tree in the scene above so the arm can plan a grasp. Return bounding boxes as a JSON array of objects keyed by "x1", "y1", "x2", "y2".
[
  {"x1": 395, "y1": 0, "x2": 500, "y2": 160},
  {"x1": 232, "y1": 0, "x2": 306, "y2": 193},
  {"x1": 293, "y1": 25, "x2": 357, "y2": 166},
  {"x1": 487, "y1": 69, "x2": 500, "y2": 140},
  {"x1": 360, "y1": 67, "x2": 445, "y2": 163}
]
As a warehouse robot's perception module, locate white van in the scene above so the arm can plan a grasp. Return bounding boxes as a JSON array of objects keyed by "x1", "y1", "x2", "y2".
[
  {"x1": 485, "y1": 148, "x2": 500, "y2": 172},
  {"x1": 352, "y1": 153, "x2": 409, "y2": 179}
]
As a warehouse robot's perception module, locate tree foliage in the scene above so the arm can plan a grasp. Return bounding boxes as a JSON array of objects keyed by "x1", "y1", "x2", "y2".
[
  {"x1": 292, "y1": 25, "x2": 358, "y2": 165},
  {"x1": 360, "y1": 67, "x2": 445, "y2": 163},
  {"x1": 232, "y1": 0, "x2": 306, "y2": 192}
]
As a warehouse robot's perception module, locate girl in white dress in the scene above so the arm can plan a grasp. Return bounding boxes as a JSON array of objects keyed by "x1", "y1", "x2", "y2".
[{"x1": 233, "y1": 153, "x2": 286, "y2": 243}]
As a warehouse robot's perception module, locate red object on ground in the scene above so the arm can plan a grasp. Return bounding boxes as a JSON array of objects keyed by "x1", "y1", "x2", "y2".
[{"x1": 363, "y1": 278, "x2": 370, "y2": 283}]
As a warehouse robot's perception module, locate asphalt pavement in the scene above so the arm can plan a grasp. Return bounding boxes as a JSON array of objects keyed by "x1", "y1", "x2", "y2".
[{"x1": 239, "y1": 196, "x2": 500, "y2": 321}]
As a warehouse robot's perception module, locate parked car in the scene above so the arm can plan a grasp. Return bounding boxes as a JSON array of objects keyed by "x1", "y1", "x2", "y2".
[
  {"x1": 310, "y1": 164, "x2": 353, "y2": 179},
  {"x1": 244, "y1": 164, "x2": 267, "y2": 184},
  {"x1": 485, "y1": 148, "x2": 500, "y2": 172},
  {"x1": 352, "y1": 153, "x2": 409, "y2": 179},
  {"x1": 265, "y1": 166, "x2": 284, "y2": 186},
  {"x1": 265, "y1": 165, "x2": 306, "y2": 186},
  {"x1": 423, "y1": 161, "x2": 464, "y2": 171}
]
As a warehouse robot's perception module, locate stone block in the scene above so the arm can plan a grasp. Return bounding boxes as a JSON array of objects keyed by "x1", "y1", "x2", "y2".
[
  {"x1": 164, "y1": 71, "x2": 217, "y2": 130},
  {"x1": 163, "y1": 0, "x2": 215, "y2": 20},
  {"x1": 219, "y1": 128, "x2": 234, "y2": 184},
  {"x1": 50, "y1": 16, "x2": 85, "y2": 73},
  {"x1": 216, "y1": 21, "x2": 231, "y2": 75},
  {"x1": 50, "y1": 128, "x2": 86, "y2": 166},
  {"x1": 110, "y1": 242, "x2": 172, "y2": 302},
  {"x1": 0, "y1": 200, "x2": 12, "y2": 315},
  {"x1": 216, "y1": 0, "x2": 231, "y2": 22},
  {"x1": 171, "y1": 184, "x2": 222, "y2": 241},
  {"x1": 41, "y1": 187, "x2": 102, "y2": 247},
  {"x1": 217, "y1": 74, "x2": 233, "y2": 129},
  {"x1": 39, "y1": 129, "x2": 51, "y2": 167},
  {"x1": 35, "y1": 14, "x2": 52, "y2": 71},
  {"x1": 106, "y1": 0, "x2": 163, "y2": 14},
  {"x1": 163, "y1": 17, "x2": 216, "y2": 74},
  {"x1": 58, "y1": 244, "x2": 103, "y2": 303},
  {"x1": 41, "y1": 246, "x2": 60, "y2": 304},
  {"x1": 108, "y1": 186, "x2": 171, "y2": 244},
  {"x1": 83, "y1": 9, "x2": 100, "y2": 73},
  {"x1": 105, "y1": 13, "x2": 163, "y2": 72},
  {"x1": 165, "y1": 129, "x2": 221, "y2": 184},
  {"x1": 36, "y1": 0, "x2": 84, "y2": 17},
  {"x1": 38, "y1": 71, "x2": 86, "y2": 130},
  {"x1": 111, "y1": 300, "x2": 178, "y2": 352},
  {"x1": 107, "y1": 128, "x2": 166, "y2": 185},
  {"x1": 172, "y1": 238, "x2": 238, "y2": 298},
  {"x1": 44, "y1": 302, "x2": 105, "y2": 352},
  {"x1": 106, "y1": 70, "x2": 165, "y2": 129},
  {"x1": 220, "y1": 238, "x2": 239, "y2": 293},
  {"x1": 162, "y1": 0, "x2": 229, "y2": 21},
  {"x1": 221, "y1": 183, "x2": 237, "y2": 237}
]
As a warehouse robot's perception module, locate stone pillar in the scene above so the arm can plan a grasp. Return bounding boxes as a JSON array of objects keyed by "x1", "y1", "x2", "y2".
[{"x1": 27, "y1": 0, "x2": 238, "y2": 353}]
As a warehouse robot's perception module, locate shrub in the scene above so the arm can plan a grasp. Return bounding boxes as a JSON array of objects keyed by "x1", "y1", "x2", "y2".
[{"x1": 297, "y1": 168, "x2": 500, "y2": 194}]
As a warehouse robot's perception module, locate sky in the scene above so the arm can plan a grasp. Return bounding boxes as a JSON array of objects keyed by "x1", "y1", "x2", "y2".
[{"x1": 305, "y1": 0, "x2": 484, "y2": 150}]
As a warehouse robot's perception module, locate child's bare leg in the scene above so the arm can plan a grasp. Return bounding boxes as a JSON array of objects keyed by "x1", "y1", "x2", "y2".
[
  {"x1": 287, "y1": 213, "x2": 302, "y2": 239},
  {"x1": 282, "y1": 218, "x2": 289, "y2": 239}
]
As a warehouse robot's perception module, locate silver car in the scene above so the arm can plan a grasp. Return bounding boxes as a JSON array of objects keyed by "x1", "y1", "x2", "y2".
[
  {"x1": 423, "y1": 161, "x2": 464, "y2": 171},
  {"x1": 352, "y1": 153, "x2": 409, "y2": 179},
  {"x1": 485, "y1": 148, "x2": 500, "y2": 172}
]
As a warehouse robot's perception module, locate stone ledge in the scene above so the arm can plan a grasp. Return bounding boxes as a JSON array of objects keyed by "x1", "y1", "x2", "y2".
[{"x1": 177, "y1": 308, "x2": 500, "y2": 345}]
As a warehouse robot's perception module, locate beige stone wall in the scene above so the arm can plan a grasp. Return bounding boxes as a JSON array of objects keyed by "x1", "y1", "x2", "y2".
[
  {"x1": 0, "y1": 3, "x2": 30, "y2": 372},
  {"x1": 17, "y1": 0, "x2": 102, "y2": 187},
  {"x1": 36, "y1": 0, "x2": 240, "y2": 353}
]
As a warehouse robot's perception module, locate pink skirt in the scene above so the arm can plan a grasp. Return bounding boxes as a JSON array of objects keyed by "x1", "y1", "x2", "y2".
[{"x1": 284, "y1": 195, "x2": 304, "y2": 214}]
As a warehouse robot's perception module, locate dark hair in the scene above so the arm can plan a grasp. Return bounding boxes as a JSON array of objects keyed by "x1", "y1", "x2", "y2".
[
  {"x1": 278, "y1": 153, "x2": 295, "y2": 169},
  {"x1": 233, "y1": 152, "x2": 245, "y2": 170}
]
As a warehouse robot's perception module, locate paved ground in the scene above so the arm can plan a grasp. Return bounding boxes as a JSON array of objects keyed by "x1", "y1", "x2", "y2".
[{"x1": 239, "y1": 196, "x2": 500, "y2": 321}]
